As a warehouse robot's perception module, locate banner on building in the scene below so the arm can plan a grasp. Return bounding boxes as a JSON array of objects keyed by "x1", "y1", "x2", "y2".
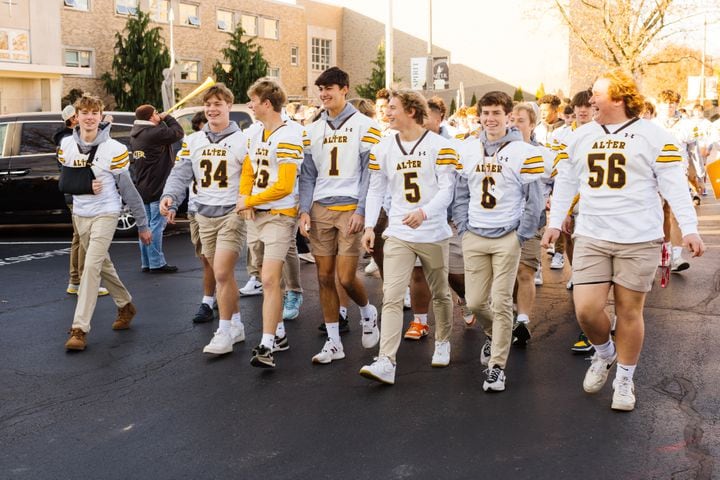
[
  {"x1": 410, "y1": 57, "x2": 427, "y2": 91},
  {"x1": 432, "y1": 57, "x2": 449, "y2": 90},
  {"x1": 687, "y1": 76, "x2": 718, "y2": 100}
]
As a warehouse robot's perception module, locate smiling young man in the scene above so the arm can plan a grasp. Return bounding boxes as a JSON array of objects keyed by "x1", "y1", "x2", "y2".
[
  {"x1": 542, "y1": 69, "x2": 705, "y2": 411},
  {"x1": 235, "y1": 78, "x2": 305, "y2": 368},
  {"x1": 299, "y1": 67, "x2": 381, "y2": 364},
  {"x1": 358, "y1": 91, "x2": 458, "y2": 384},
  {"x1": 160, "y1": 83, "x2": 249, "y2": 356},
  {"x1": 453, "y1": 91, "x2": 545, "y2": 392},
  {"x1": 60, "y1": 94, "x2": 151, "y2": 351}
]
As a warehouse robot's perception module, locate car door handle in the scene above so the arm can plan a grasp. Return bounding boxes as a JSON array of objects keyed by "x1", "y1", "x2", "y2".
[{"x1": 9, "y1": 169, "x2": 31, "y2": 176}]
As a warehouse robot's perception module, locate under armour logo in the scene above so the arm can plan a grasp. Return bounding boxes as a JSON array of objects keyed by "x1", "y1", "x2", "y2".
[{"x1": 624, "y1": 133, "x2": 635, "y2": 139}]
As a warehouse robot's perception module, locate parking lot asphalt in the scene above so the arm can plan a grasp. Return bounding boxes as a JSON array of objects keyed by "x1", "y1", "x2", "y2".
[{"x1": 1, "y1": 202, "x2": 719, "y2": 479}]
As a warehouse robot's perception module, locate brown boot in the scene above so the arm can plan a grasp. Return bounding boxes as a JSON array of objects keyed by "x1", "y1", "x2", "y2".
[
  {"x1": 112, "y1": 302, "x2": 137, "y2": 330},
  {"x1": 65, "y1": 328, "x2": 87, "y2": 350}
]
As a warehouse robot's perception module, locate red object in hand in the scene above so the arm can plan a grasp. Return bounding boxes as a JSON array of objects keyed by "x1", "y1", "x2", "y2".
[{"x1": 660, "y1": 243, "x2": 670, "y2": 288}]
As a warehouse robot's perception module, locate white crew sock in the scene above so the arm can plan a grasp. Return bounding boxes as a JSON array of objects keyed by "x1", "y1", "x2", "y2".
[
  {"x1": 275, "y1": 321, "x2": 286, "y2": 338},
  {"x1": 202, "y1": 296, "x2": 215, "y2": 308},
  {"x1": 516, "y1": 313, "x2": 530, "y2": 324},
  {"x1": 218, "y1": 319, "x2": 231, "y2": 334},
  {"x1": 593, "y1": 338, "x2": 616, "y2": 360},
  {"x1": 616, "y1": 363, "x2": 636, "y2": 381},
  {"x1": 414, "y1": 313, "x2": 428, "y2": 325},
  {"x1": 326, "y1": 322, "x2": 341, "y2": 344},
  {"x1": 261, "y1": 333, "x2": 275, "y2": 350},
  {"x1": 359, "y1": 303, "x2": 374, "y2": 320},
  {"x1": 672, "y1": 246, "x2": 683, "y2": 258}
]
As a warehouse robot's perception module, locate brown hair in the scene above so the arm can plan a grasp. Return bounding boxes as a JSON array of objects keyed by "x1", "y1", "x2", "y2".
[
  {"x1": 657, "y1": 89, "x2": 681, "y2": 104},
  {"x1": 571, "y1": 89, "x2": 592, "y2": 108},
  {"x1": 375, "y1": 88, "x2": 391, "y2": 101},
  {"x1": 391, "y1": 90, "x2": 428, "y2": 125},
  {"x1": 538, "y1": 94, "x2": 561, "y2": 108},
  {"x1": 512, "y1": 102, "x2": 537, "y2": 126},
  {"x1": 74, "y1": 93, "x2": 104, "y2": 112},
  {"x1": 202, "y1": 83, "x2": 234, "y2": 104},
  {"x1": 247, "y1": 77, "x2": 287, "y2": 112},
  {"x1": 479, "y1": 91, "x2": 514, "y2": 114},
  {"x1": 348, "y1": 98, "x2": 376, "y2": 118},
  {"x1": 598, "y1": 68, "x2": 645, "y2": 118},
  {"x1": 427, "y1": 96, "x2": 447, "y2": 119}
]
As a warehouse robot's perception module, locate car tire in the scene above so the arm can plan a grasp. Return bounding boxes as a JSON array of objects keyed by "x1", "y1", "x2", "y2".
[{"x1": 115, "y1": 206, "x2": 137, "y2": 236}]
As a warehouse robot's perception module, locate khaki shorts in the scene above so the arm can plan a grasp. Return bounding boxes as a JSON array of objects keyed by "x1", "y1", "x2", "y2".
[
  {"x1": 196, "y1": 211, "x2": 246, "y2": 258},
  {"x1": 309, "y1": 203, "x2": 362, "y2": 257},
  {"x1": 250, "y1": 211, "x2": 297, "y2": 263},
  {"x1": 572, "y1": 235, "x2": 662, "y2": 293},
  {"x1": 188, "y1": 213, "x2": 203, "y2": 257},
  {"x1": 519, "y1": 231, "x2": 542, "y2": 270}
]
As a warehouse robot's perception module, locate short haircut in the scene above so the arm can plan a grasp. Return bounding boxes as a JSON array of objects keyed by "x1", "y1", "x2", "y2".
[
  {"x1": 598, "y1": 68, "x2": 644, "y2": 118},
  {"x1": 538, "y1": 94, "x2": 561, "y2": 108},
  {"x1": 693, "y1": 103, "x2": 704, "y2": 112},
  {"x1": 315, "y1": 66, "x2": 349, "y2": 89},
  {"x1": 643, "y1": 101, "x2": 655, "y2": 117},
  {"x1": 563, "y1": 105, "x2": 574, "y2": 115},
  {"x1": 479, "y1": 91, "x2": 514, "y2": 115},
  {"x1": 375, "y1": 88, "x2": 391, "y2": 101},
  {"x1": 191, "y1": 111, "x2": 207, "y2": 131},
  {"x1": 203, "y1": 83, "x2": 234, "y2": 104},
  {"x1": 391, "y1": 90, "x2": 428, "y2": 125},
  {"x1": 427, "y1": 96, "x2": 447, "y2": 119},
  {"x1": 571, "y1": 89, "x2": 592, "y2": 108},
  {"x1": 513, "y1": 102, "x2": 537, "y2": 125},
  {"x1": 657, "y1": 89, "x2": 681, "y2": 104},
  {"x1": 74, "y1": 93, "x2": 104, "y2": 112},
  {"x1": 247, "y1": 77, "x2": 287, "y2": 112},
  {"x1": 348, "y1": 98, "x2": 376, "y2": 119}
]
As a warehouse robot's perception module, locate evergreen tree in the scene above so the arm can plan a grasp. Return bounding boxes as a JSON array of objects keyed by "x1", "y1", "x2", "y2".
[
  {"x1": 355, "y1": 42, "x2": 400, "y2": 99},
  {"x1": 101, "y1": 10, "x2": 170, "y2": 110},
  {"x1": 535, "y1": 83, "x2": 546, "y2": 100},
  {"x1": 449, "y1": 98, "x2": 457, "y2": 116},
  {"x1": 213, "y1": 25, "x2": 269, "y2": 104},
  {"x1": 513, "y1": 86, "x2": 524, "y2": 102},
  {"x1": 470, "y1": 92, "x2": 477, "y2": 107}
]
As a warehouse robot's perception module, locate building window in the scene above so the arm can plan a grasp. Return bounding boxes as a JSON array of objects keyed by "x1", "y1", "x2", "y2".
[
  {"x1": 179, "y1": 60, "x2": 199, "y2": 82},
  {"x1": 115, "y1": 0, "x2": 137, "y2": 16},
  {"x1": 262, "y1": 18, "x2": 279, "y2": 40},
  {"x1": 311, "y1": 38, "x2": 331, "y2": 72},
  {"x1": 267, "y1": 67, "x2": 280, "y2": 79},
  {"x1": 290, "y1": 45, "x2": 299, "y2": 66},
  {"x1": 149, "y1": 0, "x2": 169, "y2": 23},
  {"x1": 217, "y1": 10, "x2": 233, "y2": 32},
  {"x1": 65, "y1": 49, "x2": 92, "y2": 68},
  {"x1": 179, "y1": 3, "x2": 200, "y2": 27},
  {"x1": 241, "y1": 14, "x2": 257, "y2": 36},
  {"x1": 64, "y1": 0, "x2": 89, "y2": 11},
  {"x1": 0, "y1": 28, "x2": 30, "y2": 63}
]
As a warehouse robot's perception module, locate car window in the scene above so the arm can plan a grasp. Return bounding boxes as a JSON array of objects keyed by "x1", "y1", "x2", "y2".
[
  {"x1": 230, "y1": 112, "x2": 253, "y2": 130},
  {"x1": 111, "y1": 124, "x2": 133, "y2": 149},
  {"x1": 0, "y1": 123, "x2": 7, "y2": 155},
  {"x1": 175, "y1": 113, "x2": 194, "y2": 135},
  {"x1": 19, "y1": 122, "x2": 62, "y2": 155}
]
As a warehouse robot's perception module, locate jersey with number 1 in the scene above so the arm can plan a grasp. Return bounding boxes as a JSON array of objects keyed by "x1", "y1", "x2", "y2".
[{"x1": 305, "y1": 112, "x2": 381, "y2": 202}]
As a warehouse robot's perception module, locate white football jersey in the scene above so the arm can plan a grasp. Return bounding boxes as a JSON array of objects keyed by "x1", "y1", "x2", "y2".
[
  {"x1": 247, "y1": 121, "x2": 305, "y2": 211},
  {"x1": 550, "y1": 118, "x2": 698, "y2": 242},
  {"x1": 366, "y1": 130, "x2": 458, "y2": 243},
  {"x1": 458, "y1": 138, "x2": 545, "y2": 230},
  {"x1": 305, "y1": 112, "x2": 381, "y2": 202}
]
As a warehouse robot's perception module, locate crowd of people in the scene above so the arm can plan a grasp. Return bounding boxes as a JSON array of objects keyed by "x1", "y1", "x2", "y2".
[{"x1": 56, "y1": 65, "x2": 714, "y2": 412}]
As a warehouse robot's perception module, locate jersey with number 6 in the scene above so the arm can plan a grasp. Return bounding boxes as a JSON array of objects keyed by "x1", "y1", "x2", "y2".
[{"x1": 549, "y1": 118, "x2": 698, "y2": 243}]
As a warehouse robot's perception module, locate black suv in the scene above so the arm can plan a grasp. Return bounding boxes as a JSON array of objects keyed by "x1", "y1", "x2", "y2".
[{"x1": 0, "y1": 111, "x2": 139, "y2": 233}]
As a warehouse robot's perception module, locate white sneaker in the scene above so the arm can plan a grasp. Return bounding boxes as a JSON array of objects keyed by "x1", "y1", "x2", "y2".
[
  {"x1": 403, "y1": 286, "x2": 411, "y2": 309},
  {"x1": 431, "y1": 340, "x2": 451, "y2": 367},
  {"x1": 202, "y1": 329, "x2": 234, "y2": 354},
  {"x1": 298, "y1": 252, "x2": 316, "y2": 264},
  {"x1": 364, "y1": 258, "x2": 379, "y2": 275},
  {"x1": 230, "y1": 323, "x2": 245, "y2": 344},
  {"x1": 670, "y1": 253, "x2": 689, "y2": 272},
  {"x1": 311, "y1": 338, "x2": 345, "y2": 364},
  {"x1": 480, "y1": 338, "x2": 492, "y2": 366},
  {"x1": 546, "y1": 244, "x2": 555, "y2": 255},
  {"x1": 239, "y1": 276, "x2": 263, "y2": 296},
  {"x1": 361, "y1": 304, "x2": 380, "y2": 349},
  {"x1": 611, "y1": 377, "x2": 636, "y2": 411},
  {"x1": 566, "y1": 279, "x2": 573, "y2": 290},
  {"x1": 66, "y1": 283, "x2": 79, "y2": 294},
  {"x1": 483, "y1": 365, "x2": 506, "y2": 392},
  {"x1": 583, "y1": 351, "x2": 617, "y2": 393},
  {"x1": 359, "y1": 356, "x2": 396, "y2": 384},
  {"x1": 550, "y1": 252, "x2": 565, "y2": 269},
  {"x1": 98, "y1": 287, "x2": 109, "y2": 296},
  {"x1": 534, "y1": 268, "x2": 543, "y2": 286}
]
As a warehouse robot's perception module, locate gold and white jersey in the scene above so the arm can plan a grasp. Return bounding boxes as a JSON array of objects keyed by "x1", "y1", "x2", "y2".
[
  {"x1": 365, "y1": 130, "x2": 458, "y2": 243},
  {"x1": 550, "y1": 118, "x2": 698, "y2": 243}
]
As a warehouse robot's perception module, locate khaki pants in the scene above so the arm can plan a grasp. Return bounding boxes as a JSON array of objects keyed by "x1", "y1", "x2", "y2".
[
  {"x1": 462, "y1": 231, "x2": 521, "y2": 369},
  {"x1": 72, "y1": 215, "x2": 132, "y2": 333},
  {"x1": 379, "y1": 237, "x2": 452, "y2": 363},
  {"x1": 69, "y1": 226, "x2": 85, "y2": 285}
]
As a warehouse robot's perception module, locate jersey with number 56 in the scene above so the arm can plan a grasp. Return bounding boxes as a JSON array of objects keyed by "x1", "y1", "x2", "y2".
[{"x1": 549, "y1": 118, "x2": 698, "y2": 243}]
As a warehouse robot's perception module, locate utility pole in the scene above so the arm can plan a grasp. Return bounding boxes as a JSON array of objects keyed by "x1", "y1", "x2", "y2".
[
  {"x1": 700, "y1": 17, "x2": 707, "y2": 103},
  {"x1": 385, "y1": 0, "x2": 393, "y2": 90}
]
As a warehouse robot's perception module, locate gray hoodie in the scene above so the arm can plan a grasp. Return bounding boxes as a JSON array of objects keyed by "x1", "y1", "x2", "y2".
[
  {"x1": 72, "y1": 124, "x2": 148, "y2": 232},
  {"x1": 452, "y1": 127, "x2": 543, "y2": 243},
  {"x1": 298, "y1": 103, "x2": 371, "y2": 216}
]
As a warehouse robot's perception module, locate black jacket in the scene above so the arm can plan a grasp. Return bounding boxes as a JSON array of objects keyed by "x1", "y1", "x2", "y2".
[{"x1": 130, "y1": 115, "x2": 184, "y2": 203}]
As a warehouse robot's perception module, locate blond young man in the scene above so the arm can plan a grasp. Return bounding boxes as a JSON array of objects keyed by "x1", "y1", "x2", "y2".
[
  {"x1": 236, "y1": 78, "x2": 305, "y2": 368},
  {"x1": 542, "y1": 69, "x2": 705, "y2": 411},
  {"x1": 359, "y1": 91, "x2": 458, "y2": 385},
  {"x1": 60, "y1": 95, "x2": 151, "y2": 350},
  {"x1": 161, "y1": 83, "x2": 249, "y2": 356},
  {"x1": 299, "y1": 67, "x2": 381, "y2": 364},
  {"x1": 453, "y1": 92, "x2": 545, "y2": 392}
]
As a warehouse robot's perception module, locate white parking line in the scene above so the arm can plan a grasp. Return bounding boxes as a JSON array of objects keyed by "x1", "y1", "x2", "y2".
[
  {"x1": 0, "y1": 241, "x2": 137, "y2": 245},
  {"x1": 0, "y1": 241, "x2": 137, "y2": 266}
]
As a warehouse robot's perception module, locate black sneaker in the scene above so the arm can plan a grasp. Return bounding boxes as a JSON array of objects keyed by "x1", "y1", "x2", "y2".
[
  {"x1": 512, "y1": 322, "x2": 531, "y2": 347},
  {"x1": 571, "y1": 332, "x2": 594, "y2": 354},
  {"x1": 318, "y1": 313, "x2": 350, "y2": 334},
  {"x1": 273, "y1": 335, "x2": 289, "y2": 352},
  {"x1": 192, "y1": 303, "x2": 214, "y2": 323},
  {"x1": 250, "y1": 345, "x2": 275, "y2": 368}
]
